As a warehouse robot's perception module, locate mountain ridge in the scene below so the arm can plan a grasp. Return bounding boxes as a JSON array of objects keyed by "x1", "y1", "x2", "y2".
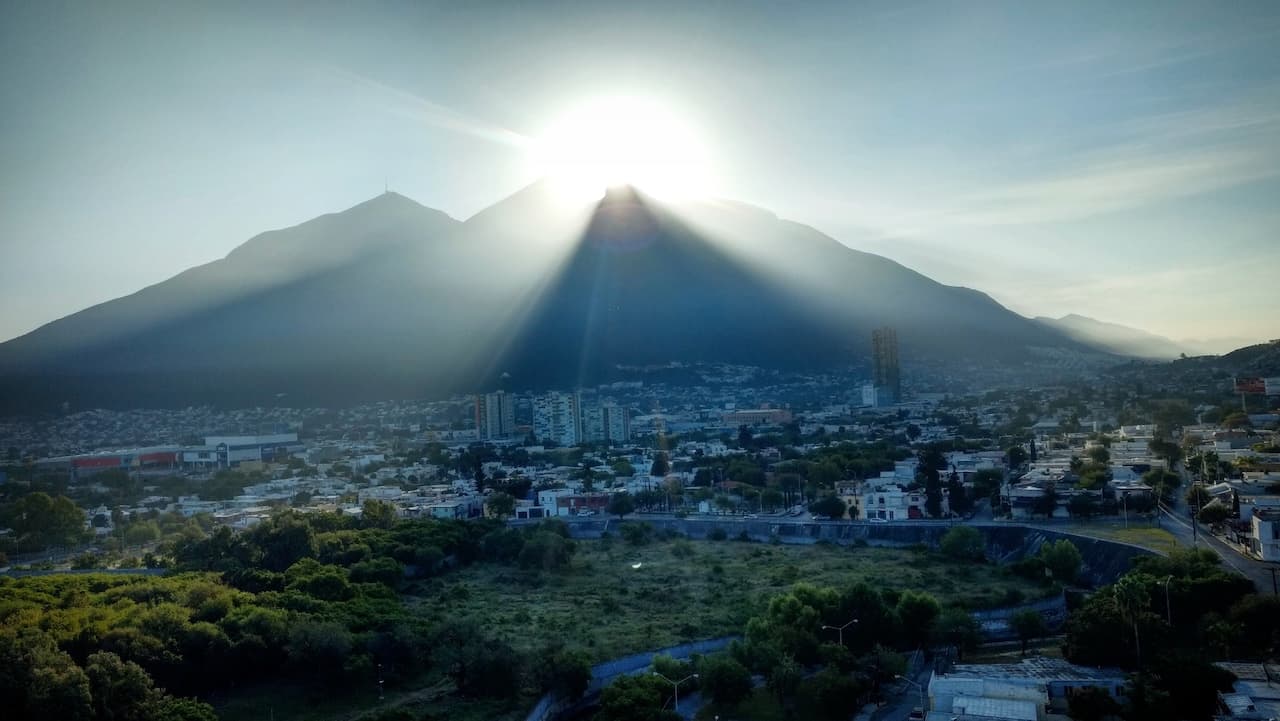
[{"x1": 0, "y1": 183, "x2": 1109, "y2": 411}]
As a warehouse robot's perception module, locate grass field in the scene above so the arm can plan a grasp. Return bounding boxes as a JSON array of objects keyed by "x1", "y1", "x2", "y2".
[
  {"x1": 1056, "y1": 524, "x2": 1181, "y2": 554},
  {"x1": 216, "y1": 537, "x2": 1052, "y2": 721}
]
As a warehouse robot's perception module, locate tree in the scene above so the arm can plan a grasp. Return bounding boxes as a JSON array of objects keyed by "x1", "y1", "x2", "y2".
[
  {"x1": 896, "y1": 591, "x2": 941, "y2": 648},
  {"x1": 1198, "y1": 502, "x2": 1230, "y2": 525},
  {"x1": 360, "y1": 499, "x2": 397, "y2": 529},
  {"x1": 611, "y1": 459, "x2": 635, "y2": 477},
  {"x1": 85, "y1": 651, "x2": 158, "y2": 721},
  {"x1": 1068, "y1": 493, "x2": 1100, "y2": 518},
  {"x1": 1087, "y1": 446, "x2": 1110, "y2": 465},
  {"x1": 650, "y1": 452, "x2": 670, "y2": 477},
  {"x1": 918, "y1": 446, "x2": 946, "y2": 518},
  {"x1": 486, "y1": 492, "x2": 516, "y2": 520},
  {"x1": 1113, "y1": 575, "x2": 1150, "y2": 667},
  {"x1": 1009, "y1": 609, "x2": 1048, "y2": 656},
  {"x1": 767, "y1": 655, "x2": 802, "y2": 702},
  {"x1": 1007, "y1": 445, "x2": 1028, "y2": 468},
  {"x1": 539, "y1": 648, "x2": 592, "y2": 700},
  {"x1": 808, "y1": 494, "x2": 847, "y2": 519},
  {"x1": 946, "y1": 471, "x2": 971, "y2": 515},
  {"x1": 1067, "y1": 686, "x2": 1122, "y2": 721},
  {"x1": 933, "y1": 608, "x2": 981, "y2": 659},
  {"x1": 697, "y1": 654, "x2": 752, "y2": 706},
  {"x1": 939, "y1": 526, "x2": 985, "y2": 561},
  {"x1": 1038, "y1": 539, "x2": 1083, "y2": 583},
  {"x1": 607, "y1": 492, "x2": 636, "y2": 519},
  {"x1": 597, "y1": 673, "x2": 680, "y2": 721},
  {"x1": 1032, "y1": 484, "x2": 1059, "y2": 518}
]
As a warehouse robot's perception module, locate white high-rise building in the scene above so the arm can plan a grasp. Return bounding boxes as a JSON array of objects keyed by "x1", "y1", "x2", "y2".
[
  {"x1": 475, "y1": 391, "x2": 515, "y2": 440},
  {"x1": 581, "y1": 405, "x2": 606, "y2": 443},
  {"x1": 602, "y1": 402, "x2": 631, "y2": 443},
  {"x1": 533, "y1": 392, "x2": 582, "y2": 446}
]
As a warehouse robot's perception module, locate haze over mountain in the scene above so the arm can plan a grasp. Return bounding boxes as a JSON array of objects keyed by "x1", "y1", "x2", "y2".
[
  {"x1": 1033, "y1": 314, "x2": 1193, "y2": 361},
  {"x1": 0, "y1": 184, "x2": 1104, "y2": 412}
]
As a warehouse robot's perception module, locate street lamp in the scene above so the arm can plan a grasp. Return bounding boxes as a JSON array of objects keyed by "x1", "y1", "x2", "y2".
[
  {"x1": 895, "y1": 674, "x2": 926, "y2": 713},
  {"x1": 653, "y1": 672, "x2": 698, "y2": 711},
  {"x1": 822, "y1": 617, "x2": 859, "y2": 646},
  {"x1": 1162, "y1": 575, "x2": 1173, "y2": 626}
]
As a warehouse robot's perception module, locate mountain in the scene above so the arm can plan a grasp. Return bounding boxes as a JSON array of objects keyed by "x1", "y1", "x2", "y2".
[
  {"x1": 0, "y1": 183, "x2": 1102, "y2": 411},
  {"x1": 1033, "y1": 314, "x2": 1191, "y2": 360}
]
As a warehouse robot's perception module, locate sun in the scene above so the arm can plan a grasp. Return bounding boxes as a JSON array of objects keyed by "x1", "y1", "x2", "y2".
[{"x1": 531, "y1": 95, "x2": 712, "y2": 201}]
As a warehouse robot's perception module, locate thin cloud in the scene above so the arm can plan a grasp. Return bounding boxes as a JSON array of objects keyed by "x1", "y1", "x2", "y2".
[{"x1": 321, "y1": 65, "x2": 531, "y2": 149}]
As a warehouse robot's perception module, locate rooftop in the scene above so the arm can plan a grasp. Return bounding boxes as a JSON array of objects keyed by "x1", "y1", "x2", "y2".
[{"x1": 947, "y1": 657, "x2": 1126, "y2": 683}]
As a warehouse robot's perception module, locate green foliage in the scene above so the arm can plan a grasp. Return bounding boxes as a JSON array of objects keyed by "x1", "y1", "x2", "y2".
[
  {"x1": 808, "y1": 494, "x2": 847, "y2": 519},
  {"x1": 597, "y1": 673, "x2": 680, "y2": 721},
  {"x1": 895, "y1": 590, "x2": 940, "y2": 648},
  {"x1": 698, "y1": 653, "x2": 752, "y2": 706},
  {"x1": 1008, "y1": 609, "x2": 1048, "y2": 655},
  {"x1": 0, "y1": 492, "x2": 89, "y2": 550},
  {"x1": 939, "y1": 526, "x2": 985, "y2": 562},
  {"x1": 620, "y1": 522, "x2": 654, "y2": 546},
  {"x1": 538, "y1": 646, "x2": 592, "y2": 700},
  {"x1": 1038, "y1": 539, "x2": 1083, "y2": 583},
  {"x1": 607, "y1": 492, "x2": 636, "y2": 519},
  {"x1": 485, "y1": 492, "x2": 516, "y2": 520}
]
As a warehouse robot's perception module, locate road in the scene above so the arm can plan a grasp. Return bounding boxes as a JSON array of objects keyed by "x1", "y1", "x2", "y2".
[{"x1": 1158, "y1": 504, "x2": 1278, "y2": 593}]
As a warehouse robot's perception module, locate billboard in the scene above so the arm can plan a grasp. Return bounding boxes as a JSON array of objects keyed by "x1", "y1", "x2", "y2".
[{"x1": 1235, "y1": 377, "x2": 1266, "y2": 394}]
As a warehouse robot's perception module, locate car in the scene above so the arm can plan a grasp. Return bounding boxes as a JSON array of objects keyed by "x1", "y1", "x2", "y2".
[
  {"x1": 745, "y1": 514, "x2": 758, "y2": 519},
  {"x1": 811, "y1": 514, "x2": 828, "y2": 521},
  {"x1": 869, "y1": 517, "x2": 888, "y2": 523},
  {"x1": 907, "y1": 708, "x2": 925, "y2": 720},
  {"x1": 578, "y1": 510, "x2": 594, "y2": 517}
]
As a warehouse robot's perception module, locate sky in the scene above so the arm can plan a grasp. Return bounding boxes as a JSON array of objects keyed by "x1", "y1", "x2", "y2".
[{"x1": 2, "y1": 0, "x2": 1278, "y2": 350}]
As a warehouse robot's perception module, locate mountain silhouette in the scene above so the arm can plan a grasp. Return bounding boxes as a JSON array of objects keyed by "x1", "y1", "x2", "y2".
[
  {"x1": 1034, "y1": 314, "x2": 1191, "y2": 360},
  {"x1": 0, "y1": 183, "x2": 1100, "y2": 411}
]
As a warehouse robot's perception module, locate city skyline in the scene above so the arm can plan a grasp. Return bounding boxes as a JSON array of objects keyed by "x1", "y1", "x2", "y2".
[{"x1": 2, "y1": 2, "x2": 1278, "y2": 347}]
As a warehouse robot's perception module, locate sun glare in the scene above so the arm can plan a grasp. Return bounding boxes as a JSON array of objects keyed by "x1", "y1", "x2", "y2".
[{"x1": 531, "y1": 95, "x2": 712, "y2": 201}]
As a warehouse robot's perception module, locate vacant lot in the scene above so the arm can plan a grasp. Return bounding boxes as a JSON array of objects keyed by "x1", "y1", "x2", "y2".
[{"x1": 219, "y1": 536, "x2": 1051, "y2": 721}]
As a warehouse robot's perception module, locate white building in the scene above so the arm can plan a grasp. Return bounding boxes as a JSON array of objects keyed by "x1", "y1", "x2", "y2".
[
  {"x1": 533, "y1": 392, "x2": 582, "y2": 446},
  {"x1": 1250, "y1": 510, "x2": 1280, "y2": 562}
]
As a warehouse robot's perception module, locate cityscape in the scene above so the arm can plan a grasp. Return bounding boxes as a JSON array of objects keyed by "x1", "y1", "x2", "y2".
[{"x1": 3, "y1": 3, "x2": 1280, "y2": 721}]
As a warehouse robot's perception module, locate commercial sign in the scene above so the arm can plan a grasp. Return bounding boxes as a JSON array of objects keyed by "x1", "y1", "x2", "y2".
[{"x1": 1235, "y1": 377, "x2": 1266, "y2": 394}]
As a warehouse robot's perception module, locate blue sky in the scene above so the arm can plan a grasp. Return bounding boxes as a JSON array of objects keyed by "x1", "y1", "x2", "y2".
[{"x1": 2, "y1": 1, "x2": 1278, "y2": 349}]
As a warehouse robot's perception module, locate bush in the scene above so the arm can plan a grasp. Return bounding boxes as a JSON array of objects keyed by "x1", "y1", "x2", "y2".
[
  {"x1": 939, "y1": 526, "x2": 985, "y2": 562},
  {"x1": 708, "y1": 527, "x2": 728, "y2": 541}
]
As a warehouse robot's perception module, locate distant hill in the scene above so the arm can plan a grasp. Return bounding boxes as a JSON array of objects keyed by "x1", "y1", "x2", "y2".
[
  {"x1": 1034, "y1": 314, "x2": 1191, "y2": 360},
  {"x1": 0, "y1": 183, "x2": 1106, "y2": 411}
]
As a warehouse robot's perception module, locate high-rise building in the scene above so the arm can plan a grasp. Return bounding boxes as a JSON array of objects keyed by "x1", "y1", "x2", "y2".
[
  {"x1": 474, "y1": 391, "x2": 515, "y2": 440},
  {"x1": 533, "y1": 391, "x2": 582, "y2": 446},
  {"x1": 871, "y1": 327, "x2": 901, "y2": 404},
  {"x1": 602, "y1": 402, "x2": 631, "y2": 443}
]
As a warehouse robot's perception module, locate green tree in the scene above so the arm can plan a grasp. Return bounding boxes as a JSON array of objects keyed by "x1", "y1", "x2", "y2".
[
  {"x1": 1087, "y1": 446, "x2": 1110, "y2": 464},
  {"x1": 1198, "y1": 503, "x2": 1230, "y2": 525},
  {"x1": 808, "y1": 494, "x2": 847, "y2": 519},
  {"x1": 767, "y1": 654, "x2": 802, "y2": 702},
  {"x1": 896, "y1": 591, "x2": 941, "y2": 648},
  {"x1": 933, "y1": 608, "x2": 981, "y2": 659},
  {"x1": 486, "y1": 492, "x2": 516, "y2": 520},
  {"x1": 939, "y1": 526, "x2": 985, "y2": 562},
  {"x1": 597, "y1": 673, "x2": 679, "y2": 721},
  {"x1": 697, "y1": 654, "x2": 752, "y2": 706},
  {"x1": 608, "y1": 492, "x2": 636, "y2": 519},
  {"x1": 361, "y1": 499, "x2": 397, "y2": 529},
  {"x1": 85, "y1": 651, "x2": 158, "y2": 721},
  {"x1": 650, "y1": 452, "x2": 670, "y2": 477},
  {"x1": 1038, "y1": 539, "x2": 1083, "y2": 583},
  {"x1": 1067, "y1": 686, "x2": 1123, "y2": 721},
  {"x1": 539, "y1": 647, "x2": 592, "y2": 700},
  {"x1": 1007, "y1": 445, "x2": 1028, "y2": 468},
  {"x1": 1009, "y1": 609, "x2": 1048, "y2": 656}
]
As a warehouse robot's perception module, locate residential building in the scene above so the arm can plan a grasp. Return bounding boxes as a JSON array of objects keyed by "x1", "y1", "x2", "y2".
[
  {"x1": 872, "y1": 326, "x2": 901, "y2": 404},
  {"x1": 474, "y1": 391, "x2": 516, "y2": 440},
  {"x1": 533, "y1": 391, "x2": 582, "y2": 446},
  {"x1": 1249, "y1": 510, "x2": 1280, "y2": 562},
  {"x1": 929, "y1": 657, "x2": 1126, "y2": 720},
  {"x1": 722, "y1": 407, "x2": 793, "y2": 426}
]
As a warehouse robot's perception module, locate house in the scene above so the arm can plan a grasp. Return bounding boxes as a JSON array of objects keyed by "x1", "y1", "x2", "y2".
[
  {"x1": 427, "y1": 501, "x2": 467, "y2": 520},
  {"x1": 1214, "y1": 662, "x2": 1280, "y2": 720},
  {"x1": 1249, "y1": 510, "x2": 1280, "y2": 561}
]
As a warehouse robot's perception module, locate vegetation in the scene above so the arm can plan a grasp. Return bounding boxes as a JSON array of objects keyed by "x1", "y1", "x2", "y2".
[{"x1": 0, "y1": 509, "x2": 1052, "y2": 721}]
